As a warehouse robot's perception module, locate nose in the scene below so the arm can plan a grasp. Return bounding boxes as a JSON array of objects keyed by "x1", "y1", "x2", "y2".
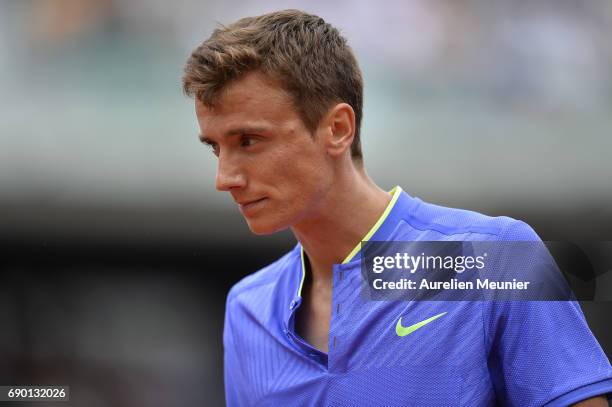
[{"x1": 215, "y1": 153, "x2": 247, "y2": 192}]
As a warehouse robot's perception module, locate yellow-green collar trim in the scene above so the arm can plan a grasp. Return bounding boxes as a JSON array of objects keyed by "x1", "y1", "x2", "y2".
[
  {"x1": 297, "y1": 186, "x2": 402, "y2": 296},
  {"x1": 341, "y1": 185, "x2": 402, "y2": 264},
  {"x1": 298, "y1": 248, "x2": 306, "y2": 296}
]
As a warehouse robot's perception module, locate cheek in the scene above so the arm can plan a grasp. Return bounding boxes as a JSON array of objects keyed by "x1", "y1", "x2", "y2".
[
  {"x1": 257, "y1": 142, "x2": 323, "y2": 183},
  {"x1": 290, "y1": 161, "x2": 333, "y2": 211},
  {"x1": 283, "y1": 156, "x2": 330, "y2": 194},
  {"x1": 252, "y1": 134, "x2": 332, "y2": 200}
]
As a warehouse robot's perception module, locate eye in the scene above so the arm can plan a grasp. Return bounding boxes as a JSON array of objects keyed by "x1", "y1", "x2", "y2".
[{"x1": 240, "y1": 135, "x2": 258, "y2": 148}]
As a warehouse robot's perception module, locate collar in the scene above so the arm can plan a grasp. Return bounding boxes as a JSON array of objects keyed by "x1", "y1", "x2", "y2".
[
  {"x1": 281, "y1": 186, "x2": 416, "y2": 354},
  {"x1": 296, "y1": 185, "x2": 415, "y2": 296},
  {"x1": 340, "y1": 185, "x2": 404, "y2": 264}
]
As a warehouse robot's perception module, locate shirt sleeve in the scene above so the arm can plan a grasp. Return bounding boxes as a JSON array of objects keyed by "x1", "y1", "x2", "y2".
[
  {"x1": 224, "y1": 288, "x2": 246, "y2": 407},
  {"x1": 485, "y1": 300, "x2": 612, "y2": 406},
  {"x1": 484, "y1": 221, "x2": 612, "y2": 406}
]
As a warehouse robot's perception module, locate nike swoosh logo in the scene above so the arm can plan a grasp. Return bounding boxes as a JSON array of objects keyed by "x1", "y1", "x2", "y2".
[{"x1": 395, "y1": 312, "x2": 447, "y2": 337}]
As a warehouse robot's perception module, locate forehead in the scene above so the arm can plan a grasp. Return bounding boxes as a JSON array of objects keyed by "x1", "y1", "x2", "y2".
[{"x1": 195, "y1": 71, "x2": 299, "y2": 133}]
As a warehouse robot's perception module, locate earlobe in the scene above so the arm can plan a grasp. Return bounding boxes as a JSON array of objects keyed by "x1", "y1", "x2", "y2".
[{"x1": 326, "y1": 103, "x2": 355, "y2": 158}]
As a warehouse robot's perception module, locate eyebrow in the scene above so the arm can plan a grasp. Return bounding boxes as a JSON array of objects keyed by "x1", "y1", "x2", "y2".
[{"x1": 199, "y1": 126, "x2": 269, "y2": 144}]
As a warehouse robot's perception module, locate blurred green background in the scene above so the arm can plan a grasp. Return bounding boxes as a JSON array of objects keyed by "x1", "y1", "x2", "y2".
[{"x1": 1, "y1": 1, "x2": 611, "y2": 406}]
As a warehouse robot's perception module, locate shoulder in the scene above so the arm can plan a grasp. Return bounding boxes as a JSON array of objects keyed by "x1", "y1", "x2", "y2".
[
  {"x1": 399, "y1": 194, "x2": 541, "y2": 241},
  {"x1": 226, "y1": 246, "x2": 300, "y2": 307}
]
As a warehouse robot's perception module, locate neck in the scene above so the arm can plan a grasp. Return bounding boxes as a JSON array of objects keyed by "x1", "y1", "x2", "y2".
[{"x1": 291, "y1": 164, "x2": 392, "y2": 283}]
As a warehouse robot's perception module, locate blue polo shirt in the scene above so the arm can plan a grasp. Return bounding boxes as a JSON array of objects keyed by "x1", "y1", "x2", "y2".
[{"x1": 223, "y1": 187, "x2": 612, "y2": 406}]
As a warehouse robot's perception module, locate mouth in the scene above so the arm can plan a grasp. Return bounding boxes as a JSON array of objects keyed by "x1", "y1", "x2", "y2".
[{"x1": 236, "y1": 197, "x2": 268, "y2": 215}]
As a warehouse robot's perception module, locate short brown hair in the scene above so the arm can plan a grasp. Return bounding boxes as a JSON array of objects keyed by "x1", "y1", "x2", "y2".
[{"x1": 182, "y1": 9, "x2": 364, "y2": 161}]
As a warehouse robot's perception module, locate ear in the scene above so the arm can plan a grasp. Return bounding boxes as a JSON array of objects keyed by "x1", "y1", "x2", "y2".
[{"x1": 322, "y1": 103, "x2": 355, "y2": 159}]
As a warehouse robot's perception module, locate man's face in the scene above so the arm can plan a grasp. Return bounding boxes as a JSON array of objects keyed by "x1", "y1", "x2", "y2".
[{"x1": 195, "y1": 71, "x2": 333, "y2": 234}]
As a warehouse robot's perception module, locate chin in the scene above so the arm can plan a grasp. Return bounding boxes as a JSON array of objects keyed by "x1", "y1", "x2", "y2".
[{"x1": 245, "y1": 217, "x2": 288, "y2": 235}]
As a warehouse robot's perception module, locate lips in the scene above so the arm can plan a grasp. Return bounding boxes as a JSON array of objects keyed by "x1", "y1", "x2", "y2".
[
  {"x1": 236, "y1": 197, "x2": 268, "y2": 215},
  {"x1": 237, "y1": 197, "x2": 266, "y2": 207}
]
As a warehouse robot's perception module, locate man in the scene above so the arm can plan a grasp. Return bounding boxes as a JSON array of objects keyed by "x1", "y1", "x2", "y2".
[{"x1": 183, "y1": 10, "x2": 612, "y2": 406}]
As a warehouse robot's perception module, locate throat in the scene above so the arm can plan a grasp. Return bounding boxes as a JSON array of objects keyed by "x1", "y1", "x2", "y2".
[
  {"x1": 294, "y1": 289, "x2": 331, "y2": 353},
  {"x1": 294, "y1": 258, "x2": 332, "y2": 354}
]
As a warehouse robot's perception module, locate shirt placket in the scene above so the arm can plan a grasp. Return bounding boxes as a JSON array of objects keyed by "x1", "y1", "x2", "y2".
[
  {"x1": 285, "y1": 297, "x2": 328, "y2": 369},
  {"x1": 328, "y1": 262, "x2": 354, "y2": 373}
]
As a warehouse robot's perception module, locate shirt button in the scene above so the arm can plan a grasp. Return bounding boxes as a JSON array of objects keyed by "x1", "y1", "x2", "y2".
[{"x1": 289, "y1": 300, "x2": 297, "y2": 310}]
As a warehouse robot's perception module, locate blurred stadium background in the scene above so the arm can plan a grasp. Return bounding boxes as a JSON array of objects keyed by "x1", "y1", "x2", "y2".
[{"x1": 1, "y1": 0, "x2": 611, "y2": 405}]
